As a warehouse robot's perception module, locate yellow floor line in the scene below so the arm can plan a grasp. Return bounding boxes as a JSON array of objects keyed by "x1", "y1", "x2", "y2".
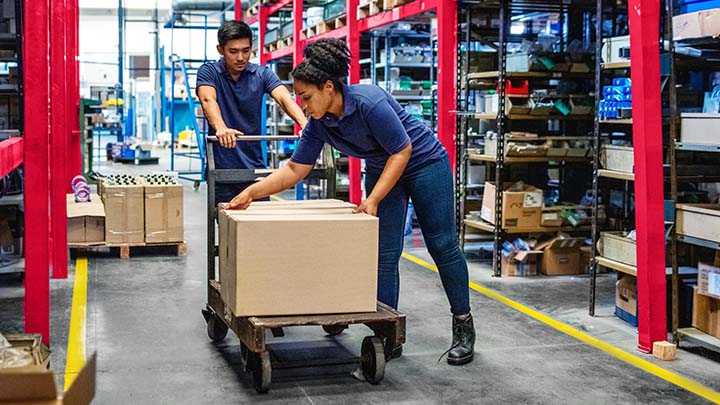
[
  {"x1": 401, "y1": 252, "x2": 720, "y2": 404},
  {"x1": 64, "y1": 257, "x2": 88, "y2": 391}
]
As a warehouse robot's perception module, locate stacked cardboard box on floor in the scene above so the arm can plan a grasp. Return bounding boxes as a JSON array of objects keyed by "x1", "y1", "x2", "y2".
[
  {"x1": 218, "y1": 199, "x2": 379, "y2": 316},
  {"x1": 538, "y1": 236, "x2": 584, "y2": 276},
  {"x1": 66, "y1": 194, "x2": 106, "y2": 244}
]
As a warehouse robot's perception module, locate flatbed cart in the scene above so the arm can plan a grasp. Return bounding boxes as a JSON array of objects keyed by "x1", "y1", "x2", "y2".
[{"x1": 201, "y1": 136, "x2": 406, "y2": 393}]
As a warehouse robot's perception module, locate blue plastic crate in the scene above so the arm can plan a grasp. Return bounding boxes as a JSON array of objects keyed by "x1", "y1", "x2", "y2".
[
  {"x1": 615, "y1": 305, "x2": 638, "y2": 327},
  {"x1": 679, "y1": 0, "x2": 720, "y2": 13}
]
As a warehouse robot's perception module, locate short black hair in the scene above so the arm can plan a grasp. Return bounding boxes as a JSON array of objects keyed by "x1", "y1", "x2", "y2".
[
  {"x1": 218, "y1": 20, "x2": 253, "y2": 47},
  {"x1": 292, "y1": 38, "x2": 350, "y2": 90}
]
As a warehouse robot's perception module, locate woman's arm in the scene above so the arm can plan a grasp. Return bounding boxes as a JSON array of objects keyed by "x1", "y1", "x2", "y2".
[
  {"x1": 228, "y1": 161, "x2": 313, "y2": 209},
  {"x1": 354, "y1": 143, "x2": 412, "y2": 216}
]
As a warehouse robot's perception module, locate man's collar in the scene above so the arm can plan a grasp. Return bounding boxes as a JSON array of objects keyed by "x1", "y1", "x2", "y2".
[{"x1": 215, "y1": 58, "x2": 258, "y2": 77}]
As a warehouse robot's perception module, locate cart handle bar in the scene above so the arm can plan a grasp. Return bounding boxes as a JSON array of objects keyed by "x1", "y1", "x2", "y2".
[{"x1": 206, "y1": 135, "x2": 299, "y2": 142}]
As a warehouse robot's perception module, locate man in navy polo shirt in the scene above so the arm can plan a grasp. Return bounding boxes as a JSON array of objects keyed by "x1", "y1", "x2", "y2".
[{"x1": 196, "y1": 20, "x2": 307, "y2": 203}]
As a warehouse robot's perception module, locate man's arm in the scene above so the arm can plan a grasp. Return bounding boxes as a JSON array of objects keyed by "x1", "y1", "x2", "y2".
[
  {"x1": 270, "y1": 85, "x2": 308, "y2": 129},
  {"x1": 197, "y1": 85, "x2": 242, "y2": 148}
]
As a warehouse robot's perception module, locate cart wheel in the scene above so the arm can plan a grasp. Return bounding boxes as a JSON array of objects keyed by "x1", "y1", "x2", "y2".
[
  {"x1": 252, "y1": 351, "x2": 272, "y2": 394},
  {"x1": 322, "y1": 325, "x2": 347, "y2": 336},
  {"x1": 193, "y1": 180, "x2": 200, "y2": 191},
  {"x1": 206, "y1": 316, "x2": 228, "y2": 343},
  {"x1": 361, "y1": 336, "x2": 385, "y2": 385}
]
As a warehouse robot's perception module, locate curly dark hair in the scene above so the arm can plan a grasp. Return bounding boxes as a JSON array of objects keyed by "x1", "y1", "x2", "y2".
[{"x1": 292, "y1": 38, "x2": 350, "y2": 90}]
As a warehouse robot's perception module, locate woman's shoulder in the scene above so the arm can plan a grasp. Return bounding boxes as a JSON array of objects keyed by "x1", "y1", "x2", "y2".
[{"x1": 348, "y1": 84, "x2": 390, "y2": 108}]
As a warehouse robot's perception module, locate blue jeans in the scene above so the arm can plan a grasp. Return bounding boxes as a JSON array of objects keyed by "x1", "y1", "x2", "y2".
[{"x1": 365, "y1": 156, "x2": 470, "y2": 315}]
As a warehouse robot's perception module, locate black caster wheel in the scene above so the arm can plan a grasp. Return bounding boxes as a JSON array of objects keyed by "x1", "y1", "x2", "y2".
[
  {"x1": 361, "y1": 336, "x2": 386, "y2": 385},
  {"x1": 322, "y1": 324, "x2": 348, "y2": 336},
  {"x1": 252, "y1": 351, "x2": 272, "y2": 394},
  {"x1": 193, "y1": 180, "x2": 200, "y2": 191},
  {"x1": 240, "y1": 342, "x2": 251, "y2": 372},
  {"x1": 206, "y1": 315, "x2": 228, "y2": 343}
]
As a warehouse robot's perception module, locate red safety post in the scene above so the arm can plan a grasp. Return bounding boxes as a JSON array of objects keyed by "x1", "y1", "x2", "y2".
[
  {"x1": 23, "y1": 0, "x2": 51, "y2": 344},
  {"x1": 436, "y1": 0, "x2": 457, "y2": 170},
  {"x1": 293, "y1": 0, "x2": 303, "y2": 135},
  {"x1": 346, "y1": 0, "x2": 362, "y2": 204},
  {"x1": 235, "y1": 0, "x2": 242, "y2": 21},
  {"x1": 66, "y1": 0, "x2": 81, "y2": 191},
  {"x1": 628, "y1": 0, "x2": 667, "y2": 352},
  {"x1": 258, "y1": 6, "x2": 269, "y2": 65},
  {"x1": 50, "y1": 0, "x2": 68, "y2": 279}
]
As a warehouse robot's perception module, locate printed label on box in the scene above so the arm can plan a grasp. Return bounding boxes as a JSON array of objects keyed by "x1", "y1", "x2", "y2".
[
  {"x1": 524, "y1": 192, "x2": 543, "y2": 208},
  {"x1": 709, "y1": 272, "x2": 720, "y2": 297}
]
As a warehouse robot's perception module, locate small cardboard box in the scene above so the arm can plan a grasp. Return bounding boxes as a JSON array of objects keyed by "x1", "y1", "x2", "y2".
[
  {"x1": 598, "y1": 232, "x2": 637, "y2": 266},
  {"x1": 103, "y1": 185, "x2": 145, "y2": 244},
  {"x1": 692, "y1": 286, "x2": 720, "y2": 338},
  {"x1": 66, "y1": 194, "x2": 105, "y2": 244},
  {"x1": 698, "y1": 262, "x2": 720, "y2": 300},
  {"x1": 219, "y1": 208, "x2": 379, "y2": 316},
  {"x1": 541, "y1": 211, "x2": 564, "y2": 227},
  {"x1": 538, "y1": 236, "x2": 584, "y2": 276},
  {"x1": 501, "y1": 250, "x2": 542, "y2": 277},
  {"x1": 616, "y1": 275, "x2": 637, "y2": 317},
  {"x1": 0, "y1": 349, "x2": 96, "y2": 405},
  {"x1": 673, "y1": 11, "x2": 705, "y2": 40},
  {"x1": 601, "y1": 145, "x2": 634, "y2": 174},
  {"x1": 144, "y1": 184, "x2": 184, "y2": 244},
  {"x1": 680, "y1": 113, "x2": 720, "y2": 145},
  {"x1": 677, "y1": 204, "x2": 720, "y2": 244},
  {"x1": 481, "y1": 182, "x2": 543, "y2": 230}
]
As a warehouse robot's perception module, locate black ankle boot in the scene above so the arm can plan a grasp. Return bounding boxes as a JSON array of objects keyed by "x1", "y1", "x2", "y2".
[{"x1": 447, "y1": 313, "x2": 475, "y2": 366}]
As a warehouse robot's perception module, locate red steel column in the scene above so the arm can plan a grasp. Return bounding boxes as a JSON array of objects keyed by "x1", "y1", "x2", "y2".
[
  {"x1": 258, "y1": 7, "x2": 268, "y2": 64},
  {"x1": 66, "y1": 0, "x2": 81, "y2": 190},
  {"x1": 23, "y1": 0, "x2": 51, "y2": 343},
  {"x1": 628, "y1": 0, "x2": 666, "y2": 352},
  {"x1": 50, "y1": 0, "x2": 68, "y2": 279},
  {"x1": 292, "y1": 0, "x2": 303, "y2": 134},
  {"x1": 346, "y1": 0, "x2": 362, "y2": 204},
  {"x1": 436, "y1": 0, "x2": 457, "y2": 170},
  {"x1": 235, "y1": 0, "x2": 242, "y2": 20}
]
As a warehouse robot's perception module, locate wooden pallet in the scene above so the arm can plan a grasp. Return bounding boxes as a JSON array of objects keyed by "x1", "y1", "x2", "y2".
[
  {"x1": 305, "y1": 15, "x2": 347, "y2": 38},
  {"x1": 69, "y1": 241, "x2": 187, "y2": 260},
  {"x1": 357, "y1": 0, "x2": 381, "y2": 19},
  {"x1": 385, "y1": 0, "x2": 411, "y2": 10}
]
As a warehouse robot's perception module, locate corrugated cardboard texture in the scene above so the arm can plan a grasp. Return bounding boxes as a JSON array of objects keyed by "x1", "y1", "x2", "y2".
[
  {"x1": 103, "y1": 185, "x2": 145, "y2": 244},
  {"x1": 698, "y1": 262, "x2": 720, "y2": 300},
  {"x1": 66, "y1": 195, "x2": 105, "y2": 244},
  {"x1": 248, "y1": 199, "x2": 356, "y2": 210},
  {"x1": 677, "y1": 204, "x2": 720, "y2": 244},
  {"x1": 221, "y1": 212, "x2": 378, "y2": 316},
  {"x1": 501, "y1": 251, "x2": 541, "y2": 277},
  {"x1": 481, "y1": 182, "x2": 543, "y2": 229},
  {"x1": 144, "y1": 185, "x2": 184, "y2": 243},
  {"x1": 616, "y1": 275, "x2": 637, "y2": 316},
  {"x1": 692, "y1": 287, "x2": 720, "y2": 338}
]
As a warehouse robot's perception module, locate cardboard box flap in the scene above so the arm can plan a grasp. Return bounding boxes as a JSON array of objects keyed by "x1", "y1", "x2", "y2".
[
  {"x1": 66, "y1": 200, "x2": 106, "y2": 219},
  {"x1": 537, "y1": 237, "x2": 585, "y2": 250},
  {"x1": 513, "y1": 250, "x2": 543, "y2": 262},
  {"x1": 62, "y1": 353, "x2": 96, "y2": 405},
  {"x1": 0, "y1": 369, "x2": 58, "y2": 402}
]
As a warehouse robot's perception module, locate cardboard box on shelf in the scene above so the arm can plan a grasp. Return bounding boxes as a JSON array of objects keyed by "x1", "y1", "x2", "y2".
[
  {"x1": 598, "y1": 232, "x2": 636, "y2": 266},
  {"x1": 681, "y1": 113, "x2": 720, "y2": 145},
  {"x1": 601, "y1": 145, "x2": 634, "y2": 174},
  {"x1": 66, "y1": 194, "x2": 105, "y2": 244},
  {"x1": 541, "y1": 211, "x2": 564, "y2": 227},
  {"x1": 144, "y1": 184, "x2": 184, "y2": 244},
  {"x1": 692, "y1": 286, "x2": 720, "y2": 338},
  {"x1": 218, "y1": 207, "x2": 379, "y2": 316},
  {"x1": 615, "y1": 275, "x2": 637, "y2": 325},
  {"x1": 481, "y1": 182, "x2": 543, "y2": 230},
  {"x1": 102, "y1": 184, "x2": 144, "y2": 244},
  {"x1": 676, "y1": 204, "x2": 720, "y2": 244},
  {"x1": 501, "y1": 250, "x2": 542, "y2": 277},
  {"x1": 673, "y1": 11, "x2": 705, "y2": 40},
  {"x1": 698, "y1": 262, "x2": 720, "y2": 300},
  {"x1": 537, "y1": 236, "x2": 584, "y2": 276},
  {"x1": 704, "y1": 8, "x2": 720, "y2": 37}
]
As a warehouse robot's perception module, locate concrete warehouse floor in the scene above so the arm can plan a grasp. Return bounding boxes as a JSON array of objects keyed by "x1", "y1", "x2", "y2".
[{"x1": 1, "y1": 149, "x2": 719, "y2": 404}]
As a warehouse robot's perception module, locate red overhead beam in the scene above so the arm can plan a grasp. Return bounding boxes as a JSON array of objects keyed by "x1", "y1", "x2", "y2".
[
  {"x1": 265, "y1": 45, "x2": 294, "y2": 62},
  {"x1": 358, "y1": 0, "x2": 437, "y2": 32},
  {"x1": 305, "y1": 26, "x2": 350, "y2": 43},
  {"x1": 23, "y1": 0, "x2": 51, "y2": 344},
  {"x1": 628, "y1": 0, "x2": 667, "y2": 352},
  {"x1": 267, "y1": 0, "x2": 293, "y2": 17},
  {"x1": 0, "y1": 138, "x2": 23, "y2": 177},
  {"x1": 245, "y1": 14, "x2": 259, "y2": 25}
]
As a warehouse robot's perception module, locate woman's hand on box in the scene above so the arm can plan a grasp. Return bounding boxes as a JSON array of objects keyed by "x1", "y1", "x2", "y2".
[{"x1": 353, "y1": 198, "x2": 378, "y2": 217}]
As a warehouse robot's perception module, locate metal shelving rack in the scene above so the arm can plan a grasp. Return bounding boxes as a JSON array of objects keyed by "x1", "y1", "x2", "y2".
[
  {"x1": 456, "y1": 1, "x2": 596, "y2": 277},
  {"x1": 667, "y1": 0, "x2": 720, "y2": 353}
]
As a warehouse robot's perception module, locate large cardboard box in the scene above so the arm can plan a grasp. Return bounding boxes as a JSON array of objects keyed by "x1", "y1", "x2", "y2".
[
  {"x1": 481, "y1": 182, "x2": 543, "y2": 230},
  {"x1": 692, "y1": 287, "x2": 720, "y2": 338},
  {"x1": 616, "y1": 275, "x2": 637, "y2": 317},
  {"x1": 144, "y1": 184, "x2": 184, "y2": 243},
  {"x1": 103, "y1": 185, "x2": 145, "y2": 244},
  {"x1": 698, "y1": 262, "x2": 720, "y2": 300},
  {"x1": 673, "y1": 10, "x2": 705, "y2": 40},
  {"x1": 66, "y1": 194, "x2": 105, "y2": 244},
  {"x1": 680, "y1": 113, "x2": 720, "y2": 145},
  {"x1": 501, "y1": 250, "x2": 542, "y2": 277},
  {"x1": 677, "y1": 204, "x2": 720, "y2": 244},
  {"x1": 538, "y1": 237, "x2": 584, "y2": 276},
  {"x1": 247, "y1": 199, "x2": 355, "y2": 209},
  {"x1": 219, "y1": 209, "x2": 379, "y2": 316}
]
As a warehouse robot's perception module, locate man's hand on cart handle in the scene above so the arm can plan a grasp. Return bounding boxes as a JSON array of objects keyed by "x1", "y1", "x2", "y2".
[{"x1": 216, "y1": 127, "x2": 244, "y2": 148}]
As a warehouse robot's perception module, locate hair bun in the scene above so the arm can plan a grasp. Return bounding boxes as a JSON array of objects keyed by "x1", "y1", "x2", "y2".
[{"x1": 304, "y1": 38, "x2": 350, "y2": 78}]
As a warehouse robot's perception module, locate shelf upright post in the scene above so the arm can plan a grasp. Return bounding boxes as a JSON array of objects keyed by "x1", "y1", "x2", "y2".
[
  {"x1": 494, "y1": 3, "x2": 509, "y2": 277},
  {"x1": 50, "y1": 0, "x2": 68, "y2": 279},
  {"x1": 259, "y1": 6, "x2": 269, "y2": 65},
  {"x1": 628, "y1": 0, "x2": 667, "y2": 352},
  {"x1": 667, "y1": 0, "x2": 680, "y2": 343},
  {"x1": 66, "y1": 0, "x2": 81, "y2": 191},
  {"x1": 456, "y1": 7, "x2": 471, "y2": 245},
  {"x1": 23, "y1": 0, "x2": 51, "y2": 344},
  {"x1": 436, "y1": 0, "x2": 458, "y2": 170},
  {"x1": 590, "y1": 0, "x2": 604, "y2": 316},
  {"x1": 235, "y1": 0, "x2": 242, "y2": 20},
  {"x1": 347, "y1": 0, "x2": 362, "y2": 205}
]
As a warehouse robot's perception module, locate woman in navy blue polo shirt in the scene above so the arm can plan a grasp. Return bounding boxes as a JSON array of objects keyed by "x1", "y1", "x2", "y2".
[{"x1": 228, "y1": 39, "x2": 474, "y2": 365}]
